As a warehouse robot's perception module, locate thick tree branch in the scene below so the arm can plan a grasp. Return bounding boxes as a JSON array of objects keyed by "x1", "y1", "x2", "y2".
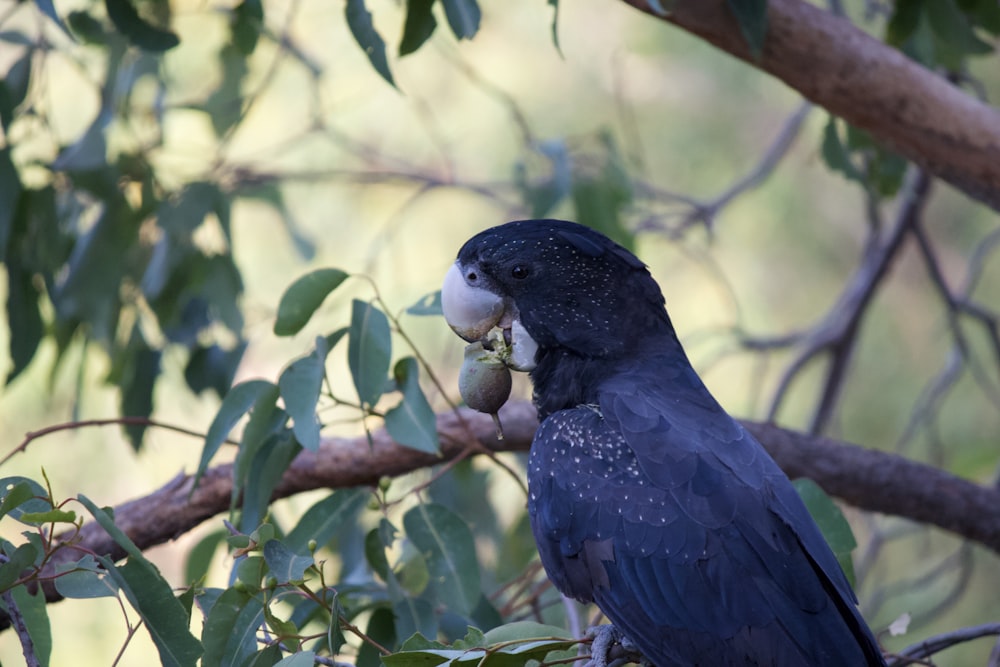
[
  {"x1": 35, "y1": 400, "x2": 1000, "y2": 593},
  {"x1": 619, "y1": 0, "x2": 1000, "y2": 211}
]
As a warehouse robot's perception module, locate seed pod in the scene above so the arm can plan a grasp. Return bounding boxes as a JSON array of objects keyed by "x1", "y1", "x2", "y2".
[{"x1": 459, "y1": 343, "x2": 512, "y2": 416}]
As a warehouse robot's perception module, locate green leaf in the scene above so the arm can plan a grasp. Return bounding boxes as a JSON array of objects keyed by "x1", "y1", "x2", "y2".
[
  {"x1": 394, "y1": 597, "x2": 437, "y2": 643},
  {"x1": 0, "y1": 543, "x2": 39, "y2": 591},
  {"x1": 275, "y1": 652, "x2": 317, "y2": 667},
  {"x1": 200, "y1": 586, "x2": 264, "y2": 667},
  {"x1": 231, "y1": 0, "x2": 264, "y2": 55},
  {"x1": 0, "y1": 50, "x2": 31, "y2": 132},
  {"x1": 239, "y1": 432, "x2": 300, "y2": 533},
  {"x1": 365, "y1": 526, "x2": 392, "y2": 581},
  {"x1": 236, "y1": 556, "x2": 267, "y2": 591},
  {"x1": 232, "y1": 399, "x2": 287, "y2": 510},
  {"x1": 547, "y1": 0, "x2": 561, "y2": 53},
  {"x1": 793, "y1": 478, "x2": 858, "y2": 585},
  {"x1": 243, "y1": 645, "x2": 283, "y2": 667},
  {"x1": 346, "y1": 0, "x2": 396, "y2": 87},
  {"x1": 67, "y1": 10, "x2": 107, "y2": 44},
  {"x1": 820, "y1": 116, "x2": 865, "y2": 186},
  {"x1": 278, "y1": 348, "x2": 325, "y2": 451},
  {"x1": 926, "y1": 0, "x2": 994, "y2": 68},
  {"x1": 283, "y1": 488, "x2": 369, "y2": 553},
  {"x1": 184, "y1": 343, "x2": 247, "y2": 398},
  {"x1": 11, "y1": 584, "x2": 51, "y2": 667},
  {"x1": 400, "y1": 0, "x2": 437, "y2": 56},
  {"x1": 0, "y1": 480, "x2": 40, "y2": 520},
  {"x1": 403, "y1": 503, "x2": 481, "y2": 614},
  {"x1": 483, "y1": 621, "x2": 573, "y2": 643},
  {"x1": 104, "y1": 0, "x2": 180, "y2": 51},
  {"x1": 5, "y1": 257, "x2": 45, "y2": 385},
  {"x1": 273, "y1": 268, "x2": 349, "y2": 336},
  {"x1": 17, "y1": 509, "x2": 77, "y2": 525},
  {"x1": 119, "y1": 330, "x2": 162, "y2": 450},
  {"x1": 0, "y1": 147, "x2": 23, "y2": 257},
  {"x1": 384, "y1": 357, "x2": 440, "y2": 454},
  {"x1": 196, "y1": 379, "x2": 278, "y2": 488},
  {"x1": 726, "y1": 0, "x2": 768, "y2": 58},
  {"x1": 357, "y1": 607, "x2": 398, "y2": 667},
  {"x1": 54, "y1": 557, "x2": 119, "y2": 599},
  {"x1": 348, "y1": 299, "x2": 392, "y2": 409},
  {"x1": 97, "y1": 556, "x2": 203, "y2": 666},
  {"x1": 886, "y1": 0, "x2": 925, "y2": 46},
  {"x1": 262, "y1": 540, "x2": 312, "y2": 583},
  {"x1": 441, "y1": 0, "x2": 480, "y2": 40},
  {"x1": 405, "y1": 291, "x2": 442, "y2": 316}
]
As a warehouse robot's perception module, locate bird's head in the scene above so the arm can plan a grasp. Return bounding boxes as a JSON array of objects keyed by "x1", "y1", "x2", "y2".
[{"x1": 442, "y1": 219, "x2": 674, "y2": 376}]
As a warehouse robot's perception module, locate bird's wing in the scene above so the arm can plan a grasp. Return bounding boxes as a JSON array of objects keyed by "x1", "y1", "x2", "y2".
[{"x1": 528, "y1": 363, "x2": 883, "y2": 665}]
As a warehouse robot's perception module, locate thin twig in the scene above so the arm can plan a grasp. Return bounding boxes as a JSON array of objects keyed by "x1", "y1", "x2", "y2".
[{"x1": 888, "y1": 622, "x2": 1000, "y2": 666}]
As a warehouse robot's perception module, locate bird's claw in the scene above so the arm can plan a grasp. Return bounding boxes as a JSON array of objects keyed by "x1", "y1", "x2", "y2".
[{"x1": 584, "y1": 625, "x2": 648, "y2": 667}]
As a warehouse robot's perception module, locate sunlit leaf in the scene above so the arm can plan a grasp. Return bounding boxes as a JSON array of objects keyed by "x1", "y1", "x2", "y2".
[
  {"x1": 346, "y1": 0, "x2": 395, "y2": 87},
  {"x1": 385, "y1": 357, "x2": 440, "y2": 454},
  {"x1": 104, "y1": 0, "x2": 180, "y2": 52},
  {"x1": 273, "y1": 268, "x2": 349, "y2": 336},
  {"x1": 348, "y1": 299, "x2": 392, "y2": 409},
  {"x1": 17, "y1": 509, "x2": 76, "y2": 524},
  {"x1": 403, "y1": 503, "x2": 481, "y2": 614}
]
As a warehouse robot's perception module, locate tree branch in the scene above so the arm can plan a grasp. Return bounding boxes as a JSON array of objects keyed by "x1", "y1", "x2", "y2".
[
  {"x1": 618, "y1": 0, "x2": 1000, "y2": 211},
  {"x1": 28, "y1": 399, "x2": 1000, "y2": 609}
]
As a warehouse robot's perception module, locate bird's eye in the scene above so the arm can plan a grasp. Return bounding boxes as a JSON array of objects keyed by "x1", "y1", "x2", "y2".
[{"x1": 511, "y1": 265, "x2": 530, "y2": 280}]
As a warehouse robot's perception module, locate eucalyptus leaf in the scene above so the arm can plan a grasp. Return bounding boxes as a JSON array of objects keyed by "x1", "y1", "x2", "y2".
[
  {"x1": 274, "y1": 268, "x2": 349, "y2": 336},
  {"x1": 346, "y1": 0, "x2": 396, "y2": 87},
  {"x1": 403, "y1": 503, "x2": 481, "y2": 614},
  {"x1": 348, "y1": 299, "x2": 392, "y2": 409}
]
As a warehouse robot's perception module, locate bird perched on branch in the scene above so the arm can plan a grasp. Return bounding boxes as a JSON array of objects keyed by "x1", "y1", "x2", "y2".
[{"x1": 441, "y1": 219, "x2": 886, "y2": 666}]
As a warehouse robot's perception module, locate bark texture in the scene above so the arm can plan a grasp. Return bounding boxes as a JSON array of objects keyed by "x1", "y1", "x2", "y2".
[{"x1": 620, "y1": 0, "x2": 1000, "y2": 210}]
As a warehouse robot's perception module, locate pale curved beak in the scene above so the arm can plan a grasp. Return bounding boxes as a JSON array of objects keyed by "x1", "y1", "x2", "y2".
[
  {"x1": 441, "y1": 262, "x2": 538, "y2": 371},
  {"x1": 441, "y1": 262, "x2": 504, "y2": 342}
]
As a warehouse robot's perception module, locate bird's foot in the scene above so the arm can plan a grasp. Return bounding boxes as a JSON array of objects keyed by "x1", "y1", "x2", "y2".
[{"x1": 584, "y1": 624, "x2": 648, "y2": 667}]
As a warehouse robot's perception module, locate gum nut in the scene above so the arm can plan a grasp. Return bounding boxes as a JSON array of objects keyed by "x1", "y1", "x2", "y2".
[
  {"x1": 459, "y1": 349, "x2": 513, "y2": 414},
  {"x1": 441, "y1": 263, "x2": 504, "y2": 341}
]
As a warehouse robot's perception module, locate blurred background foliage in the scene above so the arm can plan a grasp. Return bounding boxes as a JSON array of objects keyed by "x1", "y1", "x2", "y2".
[{"x1": 0, "y1": 0, "x2": 998, "y2": 664}]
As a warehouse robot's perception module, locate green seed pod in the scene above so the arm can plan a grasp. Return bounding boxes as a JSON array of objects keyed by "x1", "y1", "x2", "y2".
[{"x1": 459, "y1": 343, "x2": 512, "y2": 415}]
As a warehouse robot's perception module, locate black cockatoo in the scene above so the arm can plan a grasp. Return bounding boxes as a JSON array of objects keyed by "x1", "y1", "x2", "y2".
[{"x1": 441, "y1": 219, "x2": 886, "y2": 666}]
